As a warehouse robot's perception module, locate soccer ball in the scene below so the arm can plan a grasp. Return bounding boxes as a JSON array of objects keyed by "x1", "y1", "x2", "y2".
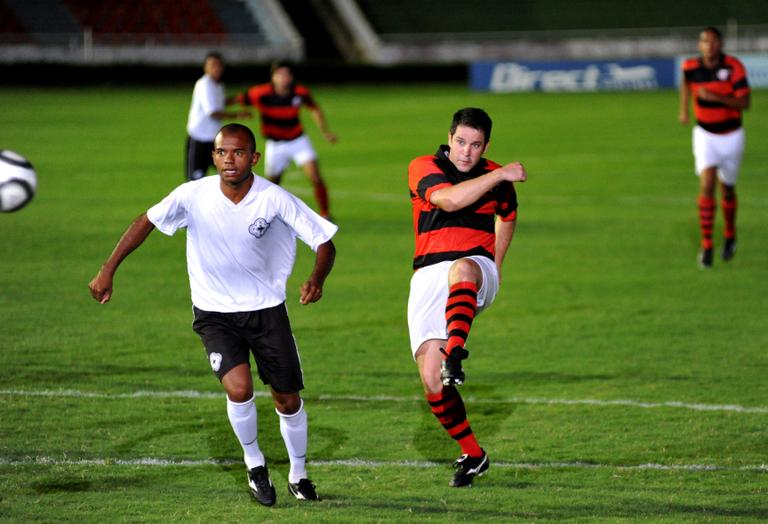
[{"x1": 0, "y1": 150, "x2": 37, "y2": 212}]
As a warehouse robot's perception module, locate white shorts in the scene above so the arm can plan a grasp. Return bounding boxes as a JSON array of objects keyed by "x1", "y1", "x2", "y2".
[
  {"x1": 265, "y1": 135, "x2": 317, "y2": 177},
  {"x1": 693, "y1": 126, "x2": 745, "y2": 186},
  {"x1": 407, "y1": 255, "x2": 499, "y2": 358}
]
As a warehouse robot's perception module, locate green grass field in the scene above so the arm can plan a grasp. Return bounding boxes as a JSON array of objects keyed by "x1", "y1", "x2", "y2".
[{"x1": 1, "y1": 83, "x2": 767, "y2": 522}]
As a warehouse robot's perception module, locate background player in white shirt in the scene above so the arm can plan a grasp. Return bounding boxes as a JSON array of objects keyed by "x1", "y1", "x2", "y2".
[
  {"x1": 185, "y1": 52, "x2": 250, "y2": 181},
  {"x1": 89, "y1": 124, "x2": 336, "y2": 506}
]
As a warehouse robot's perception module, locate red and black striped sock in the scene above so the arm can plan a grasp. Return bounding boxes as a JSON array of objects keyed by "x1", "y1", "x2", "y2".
[
  {"x1": 445, "y1": 281, "x2": 478, "y2": 357},
  {"x1": 426, "y1": 386, "x2": 483, "y2": 457},
  {"x1": 698, "y1": 196, "x2": 716, "y2": 249},
  {"x1": 721, "y1": 196, "x2": 737, "y2": 240}
]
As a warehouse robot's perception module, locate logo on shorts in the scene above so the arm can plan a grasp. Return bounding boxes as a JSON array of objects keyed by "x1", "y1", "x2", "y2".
[
  {"x1": 209, "y1": 352, "x2": 222, "y2": 372},
  {"x1": 249, "y1": 218, "x2": 271, "y2": 238}
]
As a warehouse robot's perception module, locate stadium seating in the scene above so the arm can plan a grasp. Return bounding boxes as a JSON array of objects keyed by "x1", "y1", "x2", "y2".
[
  {"x1": 62, "y1": 0, "x2": 230, "y2": 43},
  {"x1": 0, "y1": 4, "x2": 27, "y2": 42}
]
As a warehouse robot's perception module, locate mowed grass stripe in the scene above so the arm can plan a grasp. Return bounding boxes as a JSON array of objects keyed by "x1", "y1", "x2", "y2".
[
  {"x1": 2, "y1": 456, "x2": 767, "y2": 472},
  {"x1": 2, "y1": 388, "x2": 767, "y2": 414}
]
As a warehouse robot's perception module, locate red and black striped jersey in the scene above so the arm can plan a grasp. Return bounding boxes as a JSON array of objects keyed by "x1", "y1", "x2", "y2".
[
  {"x1": 683, "y1": 54, "x2": 750, "y2": 134},
  {"x1": 409, "y1": 145, "x2": 518, "y2": 270},
  {"x1": 235, "y1": 83, "x2": 316, "y2": 141}
]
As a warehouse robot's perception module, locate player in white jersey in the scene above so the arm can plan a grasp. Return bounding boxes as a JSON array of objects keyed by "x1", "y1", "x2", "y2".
[
  {"x1": 89, "y1": 124, "x2": 337, "y2": 506},
  {"x1": 185, "y1": 53, "x2": 250, "y2": 181}
]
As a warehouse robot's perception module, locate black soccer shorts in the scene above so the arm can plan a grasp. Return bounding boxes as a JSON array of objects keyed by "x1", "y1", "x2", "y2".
[
  {"x1": 192, "y1": 303, "x2": 304, "y2": 393},
  {"x1": 185, "y1": 136, "x2": 215, "y2": 181}
]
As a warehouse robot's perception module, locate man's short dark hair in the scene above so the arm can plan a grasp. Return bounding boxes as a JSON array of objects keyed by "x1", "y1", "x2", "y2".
[
  {"x1": 450, "y1": 108, "x2": 493, "y2": 143},
  {"x1": 271, "y1": 60, "x2": 294, "y2": 74},
  {"x1": 218, "y1": 123, "x2": 257, "y2": 154},
  {"x1": 205, "y1": 51, "x2": 223, "y2": 63},
  {"x1": 702, "y1": 26, "x2": 722, "y2": 40}
]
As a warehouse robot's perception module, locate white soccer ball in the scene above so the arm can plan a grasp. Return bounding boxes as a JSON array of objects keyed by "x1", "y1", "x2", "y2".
[{"x1": 0, "y1": 150, "x2": 37, "y2": 212}]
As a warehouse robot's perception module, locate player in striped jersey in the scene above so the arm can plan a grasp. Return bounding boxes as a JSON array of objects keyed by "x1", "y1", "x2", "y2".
[
  {"x1": 407, "y1": 108, "x2": 527, "y2": 487},
  {"x1": 229, "y1": 61, "x2": 337, "y2": 219},
  {"x1": 679, "y1": 27, "x2": 750, "y2": 268}
]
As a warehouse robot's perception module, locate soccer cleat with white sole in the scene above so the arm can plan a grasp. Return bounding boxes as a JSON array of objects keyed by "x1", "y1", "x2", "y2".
[
  {"x1": 288, "y1": 478, "x2": 320, "y2": 501},
  {"x1": 450, "y1": 449, "x2": 489, "y2": 487},
  {"x1": 698, "y1": 247, "x2": 713, "y2": 269},
  {"x1": 721, "y1": 238, "x2": 737, "y2": 261},
  {"x1": 440, "y1": 347, "x2": 469, "y2": 386},
  {"x1": 247, "y1": 465, "x2": 276, "y2": 506}
]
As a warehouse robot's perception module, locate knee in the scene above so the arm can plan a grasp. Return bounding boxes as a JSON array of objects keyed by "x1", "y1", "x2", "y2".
[
  {"x1": 448, "y1": 258, "x2": 481, "y2": 284},
  {"x1": 273, "y1": 393, "x2": 301, "y2": 415},
  {"x1": 722, "y1": 184, "x2": 736, "y2": 201},
  {"x1": 226, "y1": 384, "x2": 253, "y2": 403},
  {"x1": 421, "y1": 372, "x2": 443, "y2": 395}
]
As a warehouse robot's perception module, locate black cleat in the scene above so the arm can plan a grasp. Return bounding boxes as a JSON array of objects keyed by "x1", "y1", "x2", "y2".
[
  {"x1": 721, "y1": 237, "x2": 737, "y2": 261},
  {"x1": 450, "y1": 450, "x2": 490, "y2": 487},
  {"x1": 440, "y1": 347, "x2": 469, "y2": 386},
  {"x1": 248, "y1": 465, "x2": 276, "y2": 506},
  {"x1": 288, "y1": 478, "x2": 320, "y2": 501},
  {"x1": 698, "y1": 248, "x2": 713, "y2": 269}
]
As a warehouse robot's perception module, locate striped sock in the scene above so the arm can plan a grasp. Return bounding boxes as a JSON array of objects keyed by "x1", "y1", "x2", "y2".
[
  {"x1": 721, "y1": 196, "x2": 737, "y2": 240},
  {"x1": 445, "y1": 281, "x2": 478, "y2": 357},
  {"x1": 698, "y1": 196, "x2": 716, "y2": 249},
  {"x1": 427, "y1": 386, "x2": 483, "y2": 457}
]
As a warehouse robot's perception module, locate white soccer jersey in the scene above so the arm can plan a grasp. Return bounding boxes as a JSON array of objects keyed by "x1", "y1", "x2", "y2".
[
  {"x1": 186, "y1": 74, "x2": 225, "y2": 142},
  {"x1": 147, "y1": 175, "x2": 337, "y2": 312}
]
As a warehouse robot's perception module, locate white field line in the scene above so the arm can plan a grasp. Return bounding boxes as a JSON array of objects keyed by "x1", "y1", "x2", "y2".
[
  {"x1": 1, "y1": 456, "x2": 766, "y2": 472},
  {"x1": 1, "y1": 388, "x2": 767, "y2": 415}
]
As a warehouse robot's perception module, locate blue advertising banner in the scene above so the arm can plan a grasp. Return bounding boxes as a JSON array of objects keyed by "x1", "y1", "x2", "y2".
[{"x1": 471, "y1": 59, "x2": 677, "y2": 92}]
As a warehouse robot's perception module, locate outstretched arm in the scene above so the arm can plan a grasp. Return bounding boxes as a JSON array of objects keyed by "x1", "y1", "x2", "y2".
[
  {"x1": 299, "y1": 240, "x2": 336, "y2": 304},
  {"x1": 307, "y1": 106, "x2": 338, "y2": 143},
  {"x1": 430, "y1": 162, "x2": 527, "y2": 212},
  {"x1": 88, "y1": 213, "x2": 155, "y2": 304},
  {"x1": 678, "y1": 80, "x2": 691, "y2": 125},
  {"x1": 698, "y1": 89, "x2": 750, "y2": 110}
]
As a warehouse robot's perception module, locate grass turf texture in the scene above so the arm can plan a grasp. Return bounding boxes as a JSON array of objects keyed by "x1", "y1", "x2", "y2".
[{"x1": 1, "y1": 84, "x2": 767, "y2": 522}]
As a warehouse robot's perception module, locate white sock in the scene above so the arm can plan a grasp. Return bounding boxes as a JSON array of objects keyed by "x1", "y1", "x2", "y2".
[
  {"x1": 277, "y1": 399, "x2": 308, "y2": 484},
  {"x1": 226, "y1": 395, "x2": 265, "y2": 470}
]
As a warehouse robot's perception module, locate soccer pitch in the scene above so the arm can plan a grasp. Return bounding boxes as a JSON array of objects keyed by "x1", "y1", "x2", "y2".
[{"x1": 1, "y1": 83, "x2": 767, "y2": 522}]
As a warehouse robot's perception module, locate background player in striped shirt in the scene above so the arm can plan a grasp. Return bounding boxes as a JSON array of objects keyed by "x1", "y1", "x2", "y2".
[
  {"x1": 679, "y1": 26, "x2": 750, "y2": 268},
  {"x1": 407, "y1": 108, "x2": 527, "y2": 487},
  {"x1": 229, "y1": 61, "x2": 337, "y2": 219}
]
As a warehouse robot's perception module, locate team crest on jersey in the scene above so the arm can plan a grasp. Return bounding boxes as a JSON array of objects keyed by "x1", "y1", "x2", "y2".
[
  {"x1": 292, "y1": 95, "x2": 302, "y2": 107},
  {"x1": 249, "y1": 218, "x2": 271, "y2": 238},
  {"x1": 209, "y1": 352, "x2": 222, "y2": 372},
  {"x1": 717, "y1": 68, "x2": 730, "y2": 81}
]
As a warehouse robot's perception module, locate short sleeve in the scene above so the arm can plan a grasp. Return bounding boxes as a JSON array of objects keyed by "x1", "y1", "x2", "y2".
[
  {"x1": 146, "y1": 184, "x2": 191, "y2": 236},
  {"x1": 496, "y1": 181, "x2": 518, "y2": 222},
  {"x1": 408, "y1": 156, "x2": 451, "y2": 205},
  {"x1": 272, "y1": 187, "x2": 337, "y2": 251}
]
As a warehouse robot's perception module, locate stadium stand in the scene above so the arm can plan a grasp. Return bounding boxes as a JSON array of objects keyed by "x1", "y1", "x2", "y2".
[
  {"x1": 0, "y1": 2, "x2": 28, "y2": 43},
  {"x1": 0, "y1": 0, "x2": 766, "y2": 66},
  {"x1": 355, "y1": 0, "x2": 768, "y2": 35},
  {"x1": 63, "y1": 0, "x2": 228, "y2": 44},
  {"x1": 0, "y1": 0, "x2": 302, "y2": 65},
  {"x1": 2, "y1": 0, "x2": 81, "y2": 42},
  {"x1": 331, "y1": 0, "x2": 768, "y2": 63}
]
